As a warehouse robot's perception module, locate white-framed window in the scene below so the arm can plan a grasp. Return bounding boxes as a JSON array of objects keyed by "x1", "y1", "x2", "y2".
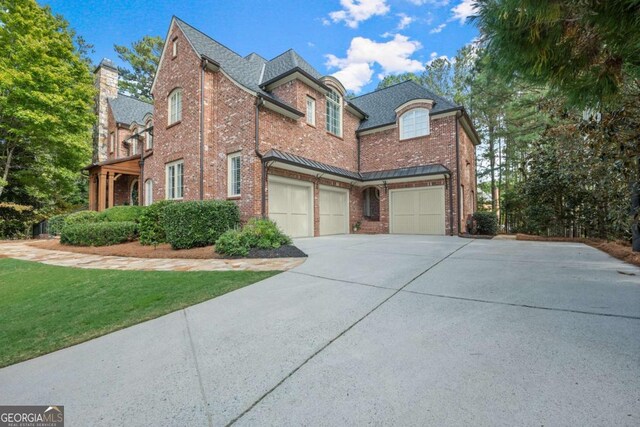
[
  {"x1": 400, "y1": 108, "x2": 429, "y2": 140},
  {"x1": 326, "y1": 88, "x2": 342, "y2": 136},
  {"x1": 144, "y1": 179, "x2": 153, "y2": 206},
  {"x1": 168, "y1": 89, "x2": 182, "y2": 125},
  {"x1": 306, "y1": 96, "x2": 316, "y2": 126},
  {"x1": 109, "y1": 133, "x2": 115, "y2": 153},
  {"x1": 172, "y1": 38, "x2": 178, "y2": 57},
  {"x1": 145, "y1": 122, "x2": 153, "y2": 150},
  {"x1": 165, "y1": 159, "x2": 184, "y2": 200},
  {"x1": 130, "y1": 135, "x2": 138, "y2": 156},
  {"x1": 227, "y1": 152, "x2": 241, "y2": 197}
]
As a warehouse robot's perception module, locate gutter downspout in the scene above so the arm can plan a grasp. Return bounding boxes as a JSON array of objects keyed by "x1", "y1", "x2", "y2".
[
  {"x1": 255, "y1": 96, "x2": 266, "y2": 218},
  {"x1": 455, "y1": 111, "x2": 462, "y2": 235},
  {"x1": 356, "y1": 133, "x2": 361, "y2": 173},
  {"x1": 448, "y1": 172, "x2": 454, "y2": 236},
  {"x1": 199, "y1": 59, "x2": 207, "y2": 200}
]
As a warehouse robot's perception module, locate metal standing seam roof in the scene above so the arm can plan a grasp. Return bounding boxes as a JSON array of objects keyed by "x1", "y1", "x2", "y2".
[
  {"x1": 350, "y1": 80, "x2": 461, "y2": 131},
  {"x1": 262, "y1": 149, "x2": 450, "y2": 181},
  {"x1": 108, "y1": 95, "x2": 153, "y2": 125}
]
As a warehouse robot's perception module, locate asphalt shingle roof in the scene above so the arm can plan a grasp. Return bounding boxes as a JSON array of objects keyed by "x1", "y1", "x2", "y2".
[
  {"x1": 108, "y1": 95, "x2": 153, "y2": 125},
  {"x1": 262, "y1": 49, "x2": 323, "y2": 84},
  {"x1": 350, "y1": 80, "x2": 460, "y2": 131},
  {"x1": 262, "y1": 149, "x2": 450, "y2": 181}
]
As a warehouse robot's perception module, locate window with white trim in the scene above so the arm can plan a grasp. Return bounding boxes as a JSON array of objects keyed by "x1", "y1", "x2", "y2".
[
  {"x1": 400, "y1": 108, "x2": 429, "y2": 139},
  {"x1": 130, "y1": 135, "x2": 138, "y2": 156},
  {"x1": 306, "y1": 96, "x2": 316, "y2": 126},
  {"x1": 168, "y1": 89, "x2": 182, "y2": 125},
  {"x1": 165, "y1": 160, "x2": 184, "y2": 200},
  {"x1": 144, "y1": 179, "x2": 153, "y2": 206},
  {"x1": 326, "y1": 88, "x2": 342, "y2": 136},
  {"x1": 172, "y1": 38, "x2": 178, "y2": 57},
  {"x1": 109, "y1": 133, "x2": 115, "y2": 153},
  {"x1": 227, "y1": 152, "x2": 241, "y2": 197},
  {"x1": 145, "y1": 122, "x2": 153, "y2": 149}
]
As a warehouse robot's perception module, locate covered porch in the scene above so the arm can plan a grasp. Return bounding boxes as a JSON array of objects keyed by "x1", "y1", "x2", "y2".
[{"x1": 86, "y1": 156, "x2": 141, "y2": 211}]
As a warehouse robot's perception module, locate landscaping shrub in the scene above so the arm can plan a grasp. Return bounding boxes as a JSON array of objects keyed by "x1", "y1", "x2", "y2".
[
  {"x1": 97, "y1": 205, "x2": 146, "y2": 223},
  {"x1": 139, "y1": 200, "x2": 175, "y2": 246},
  {"x1": 215, "y1": 218, "x2": 292, "y2": 257},
  {"x1": 215, "y1": 229, "x2": 250, "y2": 257},
  {"x1": 64, "y1": 210, "x2": 102, "y2": 226},
  {"x1": 163, "y1": 200, "x2": 240, "y2": 249},
  {"x1": 61, "y1": 221, "x2": 138, "y2": 246},
  {"x1": 473, "y1": 211, "x2": 498, "y2": 235},
  {"x1": 0, "y1": 202, "x2": 38, "y2": 239},
  {"x1": 47, "y1": 214, "x2": 69, "y2": 236},
  {"x1": 241, "y1": 218, "x2": 292, "y2": 249}
]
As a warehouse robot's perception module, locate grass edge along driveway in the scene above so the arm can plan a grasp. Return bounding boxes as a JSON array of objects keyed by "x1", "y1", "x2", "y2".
[{"x1": 0, "y1": 258, "x2": 279, "y2": 368}]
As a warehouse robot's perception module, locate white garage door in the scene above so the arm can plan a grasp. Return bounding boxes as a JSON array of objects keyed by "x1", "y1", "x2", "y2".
[
  {"x1": 390, "y1": 186, "x2": 445, "y2": 235},
  {"x1": 319, "y1": 186, "x2": 349, "y2": 236},
  {"x1": 268, "y1": 177, "x2": 313, "y2": 238}
]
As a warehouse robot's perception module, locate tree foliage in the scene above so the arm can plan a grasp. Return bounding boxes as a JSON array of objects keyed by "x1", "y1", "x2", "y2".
[
  {"x1": 0, "y1": 0, "x2": 94, "y2": 220},
  {"x1": 114, "y1": 35, "x2": 163, "y2": 102}
]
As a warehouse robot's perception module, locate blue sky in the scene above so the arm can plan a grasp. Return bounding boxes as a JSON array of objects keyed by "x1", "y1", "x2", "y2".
[{"x1": 40, "y1": 0, "x2": 478, "y2": 94}]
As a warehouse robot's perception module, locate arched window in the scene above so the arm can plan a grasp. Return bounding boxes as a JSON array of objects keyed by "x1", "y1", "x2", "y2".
[
  {"x1": 130, "y1": 179, "x2": 139, "y2": 206},
  {"x1": 326, "y1": 88, "x2": 342, "y2": 136},
  {"x1": 400, "y1": 108, "x2": 429, "y2": 140},
  {"x1": 144, "y1": 179, "x2": 153, "y2": 206},
  {"x1": 168, "y1": 89, "x2": 182, "y2": 125},
  {"x1": 145, "y1": 120, "x2": 153, "y2": 150},
  {"x1": 363, "y1": 187, "x2": 380, "y2": 221}
]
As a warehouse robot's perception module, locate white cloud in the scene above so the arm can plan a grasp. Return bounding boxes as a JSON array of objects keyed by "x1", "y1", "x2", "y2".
[
  {"x1": 427, "y1": 51, "x2": 454, "y2": 65},
  {"x1": 451, "y1": 0, "x2": 477, "y2": 24},
  {"x1": 326, "y1": 34, "x2": 424, "y2": 92},
  {"x1": 328, "y1": 0, "x2": 390, "y2": 29},
  {"x1": 407, "y1": 0, "x2": 450, "y2": 5},
  {"x1": 429, "y1": 23, "x2": 446, "y2": 33},
  {"x1": 396, "y1": 13, "x2": 414, "y2": 30}
]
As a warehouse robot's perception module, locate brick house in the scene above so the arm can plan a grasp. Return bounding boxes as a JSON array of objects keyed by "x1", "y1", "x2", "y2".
[{"x1": 87, "y1": 17, "x2": 479, "y2": 237}]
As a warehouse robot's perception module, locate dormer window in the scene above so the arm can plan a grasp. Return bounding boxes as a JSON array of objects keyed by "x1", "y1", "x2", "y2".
[
  {"x1": 168, "y1": 89, "x2": 182, "y2": 125},
  {"x1": 145, "y1": 121, "x2": 153, "y2": 149},
  {"x1": 326, "y1": 88, "x2": 342, "y2": 137},
  {"x1": 400, "y1": 108, "x2": 429, "y2": 140}
]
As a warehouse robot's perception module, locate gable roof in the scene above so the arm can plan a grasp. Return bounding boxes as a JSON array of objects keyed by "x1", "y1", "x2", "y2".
[
  {"x1": 108, "y1": 94, "x2": 153, "y2": 125},
  {"x1": 262, "y1": 49, "x2": 323, "y2": 85},
  {"x1": 350, "y1": 80, "x2": 460, "y2": 131}
]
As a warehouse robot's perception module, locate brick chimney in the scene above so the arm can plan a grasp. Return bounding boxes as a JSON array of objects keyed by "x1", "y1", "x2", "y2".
[{"x1": 93, "y1": 59, "x2": 118, "y2": 162}]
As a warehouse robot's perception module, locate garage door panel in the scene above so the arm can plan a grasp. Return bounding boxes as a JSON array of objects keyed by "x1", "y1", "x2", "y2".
[
  {"x1": 319, "y1": 187, "x2": 348, "y2": 236},
  {"x1": 268, "y1": 179, "x2": 312, "y2": 238},
  {"x1": 390, "y1": 187, "x2": 445, "y2": 235}
]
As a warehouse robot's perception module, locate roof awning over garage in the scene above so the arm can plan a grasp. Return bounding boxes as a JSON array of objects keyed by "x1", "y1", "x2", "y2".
[{"x1": 262, "y1": 149, "x2": 450, "y2": 185}]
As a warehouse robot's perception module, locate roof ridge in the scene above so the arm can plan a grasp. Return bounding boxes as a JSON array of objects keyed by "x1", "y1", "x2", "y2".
[
  {"x1": 174, "y1": 16, "x2": 245, "y2": 61},
  {"x1": 268, "y1": 48, "x2": 296, "y2": 63}
]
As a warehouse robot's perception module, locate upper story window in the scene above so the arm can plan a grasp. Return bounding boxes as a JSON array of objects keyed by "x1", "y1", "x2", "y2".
[
  {"x1": 130, "y1": 137, "x2": 139, "y2": 156},
  {"x1": 109, "y1": 132, "x2": 115, "y2": 153},
  {"x1": 172, "y1": 38, "x2": 178, "y2": 58},
  {"x1": 227, "y1": 152, "x2": 241, "y2": 197},
  {"x1": 166, "y1": 159, "x2": 184, "y2": 200},
  {"x1": 306, "y1": 96, "x2": 316, "y2": 126},
  {"x1": 326, "y1": 88, "x2": 342, "y2": 137},
  {"x1": 145, "y1": 122, "x2": 153, "y2": 150},
  {"x1": 168, "y1": 89, "x2": 182, "y2": 125},
  {"x1": 400, "y1": 108, "x2": 429, "y2": 140}
]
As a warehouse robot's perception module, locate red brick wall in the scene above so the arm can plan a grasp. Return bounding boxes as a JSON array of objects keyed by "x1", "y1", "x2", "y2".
[
  {"x1": 458, "y1": 123, "x2": 477, "y2": 231},
  {"x1": 146, "y1": 21, "x2": 202, "y2": 203}
]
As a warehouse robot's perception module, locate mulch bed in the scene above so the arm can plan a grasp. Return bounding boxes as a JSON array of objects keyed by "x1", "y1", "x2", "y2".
[
  {"x1": 26, "y1": 239, "x2": 307, "y2": 260},
  {"x1": 516, "y1": 234, "x2": 640, "y2": 268}
]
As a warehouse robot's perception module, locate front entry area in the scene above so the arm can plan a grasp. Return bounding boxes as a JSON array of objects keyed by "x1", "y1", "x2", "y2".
[
  {"x1": 389, "y1": 186, "x2": 445, "y2": 235},
  {"x1": 268, "y1": 176, "x2": 313, "y2": 238},
  {"x1": 319, "y1": 186, "x2": 349, "y2": 236}
]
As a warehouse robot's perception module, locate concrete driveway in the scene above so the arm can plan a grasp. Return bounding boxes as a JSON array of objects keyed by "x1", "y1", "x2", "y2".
[{"x1": 1, "y1": 235, "x2": 639, "y2": 426}]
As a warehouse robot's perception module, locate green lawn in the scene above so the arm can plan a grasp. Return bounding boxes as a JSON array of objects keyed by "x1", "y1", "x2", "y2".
[{"x1": 0, "y1": 258, "x2": 279, "y2": 368}]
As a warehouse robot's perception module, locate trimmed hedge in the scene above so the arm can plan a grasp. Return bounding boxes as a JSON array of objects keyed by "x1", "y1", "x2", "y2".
[
  {"x1": 163, "y1": 200, "x2": 240, "y2": 249},
  {"x1": 60, "y1": 221, "x2": 138, "y2": 246},
  {"x1": 64, "y1": 210, "x2": 101, "y2": 226},
  {"x1": 215, "y1": 218, "x2": 292, "y2": 257},
  {"x1": 139, "y1": 200, "x2": 175, "y2": 246},
  {"x1": 97, "y1": 205, "x2": 146, "y2": 223},
  {"x1": 473, "y1": 211, "x2": 498, "y2": 235},
  {"x1": 48, "y1": 214, "x2": 69, "y2": 236}
]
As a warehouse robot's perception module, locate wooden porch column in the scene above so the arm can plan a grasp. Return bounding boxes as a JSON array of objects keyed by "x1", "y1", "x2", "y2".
[
  {"x1": 107, "y1": 171, "x2": 115, "y2": 208},
  {"x1": 98, "y1": 173, "x2": 107, "y2": 211},
  {"x1": 88, "y1": 174, "x2": 96, "y2": 211}
]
